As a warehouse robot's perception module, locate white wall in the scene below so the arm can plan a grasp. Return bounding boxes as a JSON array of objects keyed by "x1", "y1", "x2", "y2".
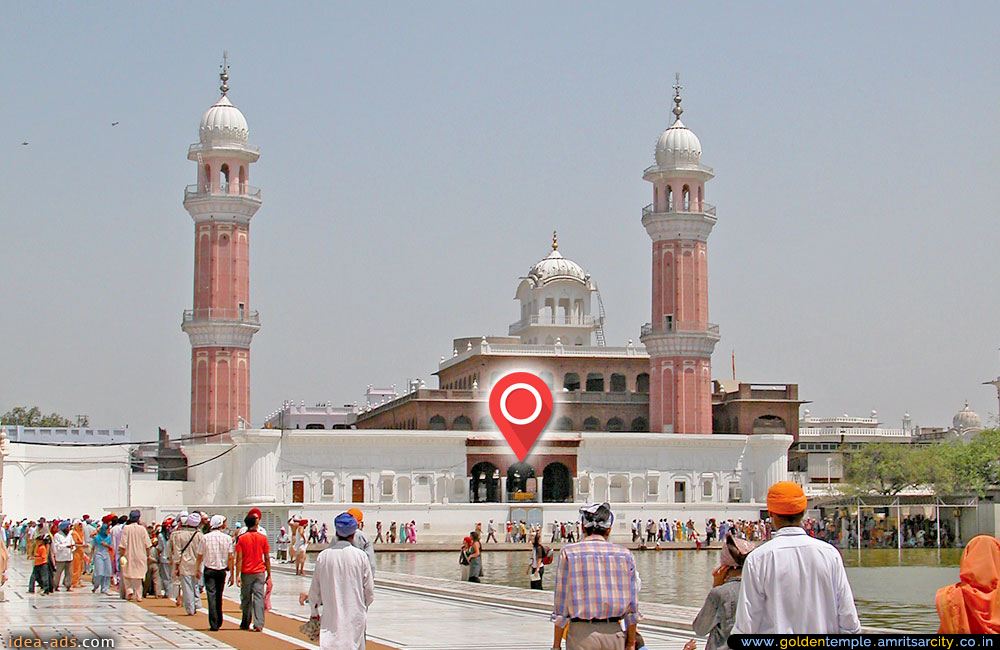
[{"x1": 2, "y1": 443, "x2": 130, "y2": 521}]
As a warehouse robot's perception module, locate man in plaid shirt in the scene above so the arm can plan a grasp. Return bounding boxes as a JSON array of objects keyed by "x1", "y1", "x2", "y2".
[{"x1": 551, "y1": 503, "x2": 642, "y2": 650}]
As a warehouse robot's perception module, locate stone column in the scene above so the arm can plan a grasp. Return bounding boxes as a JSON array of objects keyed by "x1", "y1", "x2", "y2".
[
  {"x1": 535, "y1": 476, "x2": 543, "y2": 503},
  {"x1": 500, "y1": 477, "x2": 508, "y2": 503},
  {"x1": 231, "y1": 429, "x2": 282, "y2": 504}
]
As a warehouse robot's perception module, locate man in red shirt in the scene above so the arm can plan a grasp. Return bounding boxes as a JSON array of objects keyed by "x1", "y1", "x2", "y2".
[{"x1": 230, "y1": 514, "x2": 271, "y2": 632}]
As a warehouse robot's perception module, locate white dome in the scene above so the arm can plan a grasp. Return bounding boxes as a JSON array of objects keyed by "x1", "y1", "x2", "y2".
[
  {"x1": 952, "y1": 402, "x2": 983, "y2": 432},
  {"x1": 199, "y1": 95, "x2": 249, "y2": 144},
  {"x1": 654, "y1": 119, "x2": 702, "y2": 168},
  {"x1": 528, "y1": 249, "x2": 590, "y2": 286}
]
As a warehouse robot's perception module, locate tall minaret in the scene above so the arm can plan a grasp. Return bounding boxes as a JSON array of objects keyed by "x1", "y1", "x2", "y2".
[
  {"x1": 182, "y1": 55, "x2": 261, "y2": 441},
  {"x1": 639, "y1": 75, "x2": 720, "y2": 434}
]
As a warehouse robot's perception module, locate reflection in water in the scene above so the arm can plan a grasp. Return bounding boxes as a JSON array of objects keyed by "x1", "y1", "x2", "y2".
[{"x1": 376, "y1": 548, "x2": 963, "y2": 632}]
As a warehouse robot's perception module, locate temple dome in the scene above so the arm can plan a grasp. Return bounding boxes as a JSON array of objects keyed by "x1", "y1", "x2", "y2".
[
  {"x1": 654, "y1": 119, "x2": 702, "y2": 168},
  {"x1": 527, "y1": 249, "x2": 590, "y2": 286},
  {"x1": 952, "y1": 402, "x2": 983, "y2": 432},
  {"x1": 199, "y1": 95, "x2": 249, "y2": 144}
]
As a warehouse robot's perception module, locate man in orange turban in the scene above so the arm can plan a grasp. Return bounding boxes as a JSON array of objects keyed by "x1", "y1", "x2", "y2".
[
  {"x1": 345, "y1": 508, "x2": 375, "y2": 571},
  {"x1": 732, "y1": 481, "x2": 861, "y2": 634},
  {"x1": 936, "y1": 535, "x2": 1000, "y2": 633}
]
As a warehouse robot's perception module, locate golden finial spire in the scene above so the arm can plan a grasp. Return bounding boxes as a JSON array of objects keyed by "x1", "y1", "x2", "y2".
[
  {"x1": 552, "y1": 230, "x2": 558, "y2": 251},
  {"x1": 672, "y1": 72, "x2": 683, "y2": 122},
  {"x1": 219, "y1": 51, "x2": 230, "y2": 96}
]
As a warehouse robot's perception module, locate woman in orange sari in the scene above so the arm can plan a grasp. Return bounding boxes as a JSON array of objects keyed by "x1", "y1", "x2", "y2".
[
  {"x1": 936, "y1": 534, "x2": 1000, "y2": 633},
  {"x1": 71, "y1": 520, "x2": 87, "y2": 588}
]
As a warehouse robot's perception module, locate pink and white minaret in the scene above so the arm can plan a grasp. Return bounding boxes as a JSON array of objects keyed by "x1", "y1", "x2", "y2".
[
  {"x1": 639, "y1": 76, "x2": 720, "y2": 434},
  {"x1": 181, "y1": 56, "x2": 261, "y2": 441}
]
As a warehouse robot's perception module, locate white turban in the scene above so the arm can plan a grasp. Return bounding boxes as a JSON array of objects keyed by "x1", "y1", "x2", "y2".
[
  {"x1": 210, "y1": 515, "x2": 226, "y2": 530},
  {"x1": 186, "y1": 513, "x2": 202, "y2": 527}
]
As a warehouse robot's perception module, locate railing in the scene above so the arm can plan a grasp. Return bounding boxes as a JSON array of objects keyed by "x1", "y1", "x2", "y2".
[
  {"x1": 508, "y1": 315, "x2": 596, "y2": 331},
  {"x1": 643, "y1": 162, "x2": 714, "y2": 176},
  {"x1": 184, "y1": 184, "x2": 262, "y2": 201},
  {"x1": 641, "y1": 202, "x2": 716, "y2": 218},
  {"x1": 640, "y1": 320, "x2": 720, "y2": 337},
  {"x1": 183, "y1": 308, "x2": 260, "y2": 325}
]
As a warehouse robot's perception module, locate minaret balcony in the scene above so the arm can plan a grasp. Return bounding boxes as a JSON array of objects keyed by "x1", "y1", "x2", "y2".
[
  {"x1": 183, "y1": 308, "x2": 260, "y2": 326},
  {"x1": 641, "y1": 202, "x2": 716, "y2": 218},
  {"x1": 640, "y1": 320, "x2": 719, "y2": 338},
  {"x1": 184, "y1": 183, "x2": 262, "y2": 202}
]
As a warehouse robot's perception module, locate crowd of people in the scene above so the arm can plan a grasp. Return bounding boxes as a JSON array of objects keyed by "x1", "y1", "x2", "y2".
[
  {"x1": 804, "y1": 511, "x2": 959, "y2": 549},
  {"x1": 2, "y1": 508, "x2": 275, "y2": 632},
  {"x1": 370, "y1": 520, "x2": 418, "y2": 544},
  {"x1": 1, "y1": 488, "x2": 996, "y2": 648}
]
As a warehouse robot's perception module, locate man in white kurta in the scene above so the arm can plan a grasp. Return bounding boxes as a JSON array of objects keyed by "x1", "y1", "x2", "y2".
[
  {"x1": 119, "y1": 510, "x2": 152, "y2": 601},
  {"x1": 732, "y1": 481, "x2": 861, "y2": 634},
  {"x1": 306, "y1": 513, "x2": 374, "y2": 650}
]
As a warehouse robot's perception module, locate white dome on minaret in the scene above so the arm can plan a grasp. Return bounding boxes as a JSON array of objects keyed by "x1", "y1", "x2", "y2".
[
  {"x1": 199, "y1": 95, "x2": 249, "y2": 144},
  {"x1": 654, "y1": 119, "x2": 702, "y2": 168},
  {"x1": 198, "y1": 59, "x2": 249, "y2": 145},
  {"x1": 653, "y1": 77, "x2": 702, "y2": 168}
]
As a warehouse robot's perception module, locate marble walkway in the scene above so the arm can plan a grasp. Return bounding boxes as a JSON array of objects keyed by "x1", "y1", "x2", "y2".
[{"x1": 1, "y1": 556, "x2": 700, "y2": 650}]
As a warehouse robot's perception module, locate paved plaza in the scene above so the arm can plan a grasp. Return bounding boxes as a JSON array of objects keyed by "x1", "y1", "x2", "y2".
[{"x1": 1, "y1": 556, "x2": 699, "y2": 649}]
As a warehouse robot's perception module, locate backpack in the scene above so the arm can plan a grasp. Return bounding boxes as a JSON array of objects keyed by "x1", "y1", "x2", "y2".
[{"x1": 541, "y1": 546, "x2": 554, "y2": 565}]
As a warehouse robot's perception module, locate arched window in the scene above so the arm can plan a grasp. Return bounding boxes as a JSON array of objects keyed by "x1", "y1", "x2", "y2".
[
  {"x1": 322, "y1": 479, "x2": 334, "y2": 499},
  {"x1": 452, "y1": 415, "x2": 472, "y2": 431},
  {"x1": 682, "y1": 185, "x2": 690, "y2": 211},
  {"x1": 609, "y1": 476, "x2": 628, "y2": 502},
  {"x1": 563, "y1": 372, "x2": 580, "y2": 392},
  {"x1": 220, "y1": 164, "x2": 230, "y2": 193},
  {"x1": 666, "y1": 185, "x2": 673, "y2": 210},
  {"x1": 636, "y1": 373, "x2": 650, "y2": 393},
  {"x1": 202, "y1": 164, "x2": 211, "y2": 192},
  {"x1": 583, "y1": 416, "x2": 600, "y2": 431},
  {"x1": 428, "y1": 415, "x2": 446, "y2": 430},
  {"x1": 304, "y1": 423, "x2": 326, "y2": 430},
  {"x1": 752, "y1": 415, "x2": 787, "y2": 434},
  {"x1": 629, "y1": 417, "x2": 649, "y2": 432},
  {"x1": 585, "y1": 373, "x2": 604, "y2": 392},
  {"x1": 609, "y1": 373, "x2": 626, "y2": 392},
  {"x1": 607, "y1": 417, "x2": 624, "y2": 432},
  {"x1": 555, "y1": 416, "x2": 574, "y2": 431}
]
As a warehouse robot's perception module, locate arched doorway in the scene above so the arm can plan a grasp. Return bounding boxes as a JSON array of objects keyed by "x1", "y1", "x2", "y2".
[
  {"x1": 452, "y1": 415, "x2": 472, "y2": 430},
  {"x1": 470, "y1": 461, "x2": 500, "y2": 503},
  {"x1": 542, "y1": 462, "x2": 571, "y2": 503},
  {"x1": 507, "y1": 461, "x2": 536, "y2": 498}
]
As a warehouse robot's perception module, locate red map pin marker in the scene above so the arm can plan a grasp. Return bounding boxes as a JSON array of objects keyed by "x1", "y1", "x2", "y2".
[{"x1": 488, "y1": 371, "x2": 554, "y2": 462}]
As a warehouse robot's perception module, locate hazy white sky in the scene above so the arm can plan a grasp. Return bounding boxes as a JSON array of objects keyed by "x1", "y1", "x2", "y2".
[{"x1": 2, "y1": 2, "x2": 999, "y2": 441}]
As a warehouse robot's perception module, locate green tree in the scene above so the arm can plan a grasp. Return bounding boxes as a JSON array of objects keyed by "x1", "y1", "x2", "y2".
[
  {"x1": 843, "y1": 441, "x2": 929, "y2": 496},
  {"x1": 1, "y1": 406, "x2": 75, "y2": 427},
  {"x1": 844, "y1": 429, "x2": 1000, "y2": 498}
]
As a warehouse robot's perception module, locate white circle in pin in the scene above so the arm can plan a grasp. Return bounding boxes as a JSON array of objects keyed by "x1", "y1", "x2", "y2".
[{"x1": 499, "y1": 383, "x2": 543, "y2": 426}]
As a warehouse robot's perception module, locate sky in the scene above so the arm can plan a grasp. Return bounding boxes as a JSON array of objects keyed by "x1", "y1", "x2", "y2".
[{"x1": 2, "y1": 2, "x2": 999, "y2": 442}]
